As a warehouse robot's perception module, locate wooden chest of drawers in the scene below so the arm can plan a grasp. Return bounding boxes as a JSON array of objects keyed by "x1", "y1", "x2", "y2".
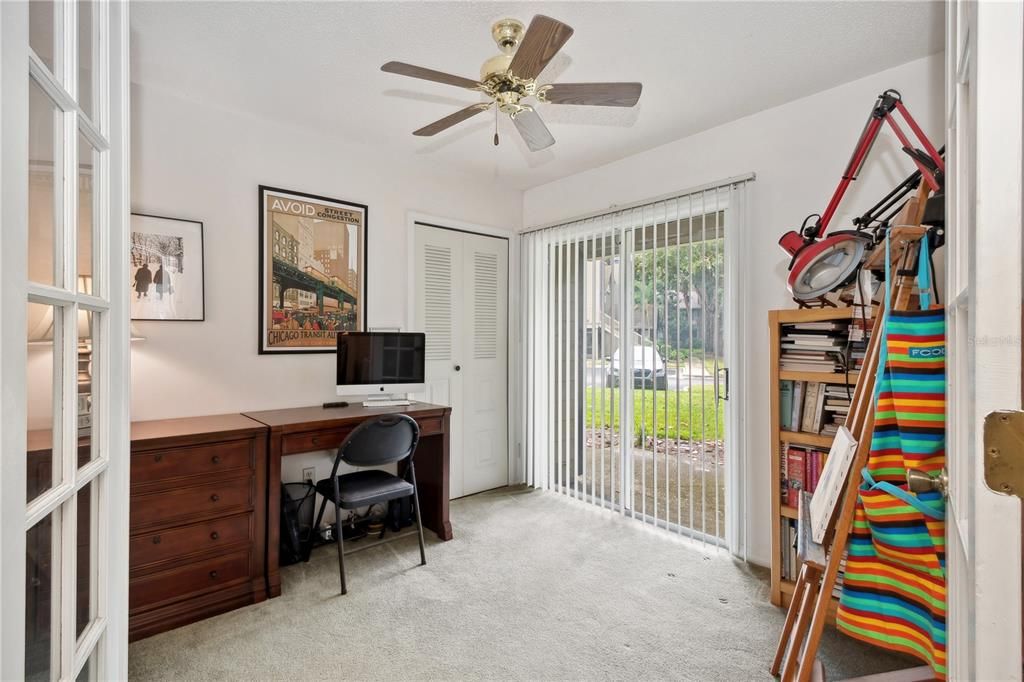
[{"x1": 128, "y1": 414, "x2": 267, "y2": 641}]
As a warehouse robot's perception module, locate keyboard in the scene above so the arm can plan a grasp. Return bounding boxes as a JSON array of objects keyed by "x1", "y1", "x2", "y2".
[{"x1": 362, "y1": 399, "x2": 412, "y2": 408}]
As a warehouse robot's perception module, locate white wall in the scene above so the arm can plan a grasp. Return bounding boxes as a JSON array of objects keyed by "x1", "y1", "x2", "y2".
[
  {"x1": 127, "y1": 84, "x2": 522, "y2": 498},
  {"x1": 522, "y1": 54, "x2": 945, "y2": 566},
  {"x1": 129, "y1": 83, "x2": 522, "y2": 422}
]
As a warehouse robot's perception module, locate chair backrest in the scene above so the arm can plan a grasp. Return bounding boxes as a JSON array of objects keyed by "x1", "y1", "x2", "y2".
[{"x1": 337, "y1": 414, "x2": 420, "y2": 469}]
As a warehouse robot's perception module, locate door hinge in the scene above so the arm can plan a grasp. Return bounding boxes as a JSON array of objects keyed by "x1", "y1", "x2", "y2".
[{"x1": 984, "y1": 410, "x2": 1024, "y2": 498}]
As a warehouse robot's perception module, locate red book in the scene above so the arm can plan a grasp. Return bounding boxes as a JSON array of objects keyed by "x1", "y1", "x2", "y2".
[{"x1": 786, "y1": 447, "x2": 805, "y2": 507}]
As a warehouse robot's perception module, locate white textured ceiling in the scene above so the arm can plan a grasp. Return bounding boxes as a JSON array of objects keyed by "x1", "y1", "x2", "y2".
[{"x1": 130, "y1": 1, "x2": 943, "y2": 190}]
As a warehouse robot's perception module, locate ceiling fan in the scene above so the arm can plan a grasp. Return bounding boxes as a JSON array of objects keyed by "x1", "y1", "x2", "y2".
[{"x1": 381, "y1": 15, "x2": 643, "y2": 152}]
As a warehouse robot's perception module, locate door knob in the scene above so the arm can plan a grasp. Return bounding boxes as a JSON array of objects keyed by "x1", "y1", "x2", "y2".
[
  {"x1": 906, "y1": 468, "x2": 949, "y2": 499},
  {"x1": 454, "y1": 365, "x2": 461, "y2": 372}
]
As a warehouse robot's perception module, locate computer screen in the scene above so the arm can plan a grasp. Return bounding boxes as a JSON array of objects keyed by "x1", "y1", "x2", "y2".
[{"x1": 336, "y1": 332, "x2": 425, "y2": 387}]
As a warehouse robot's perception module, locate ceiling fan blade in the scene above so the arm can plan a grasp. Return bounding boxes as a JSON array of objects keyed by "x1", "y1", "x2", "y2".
[
  {"x1": 544, "y1": 82, "x2": 643, "y2": 107},
  {"x1": 413, "y1": 104, "x2": 489, "y2": 137},
  {"x1": 512, "y1": 108, "x2": 555, "y2": 152},
  {"x1": 381, "y1": 61, "x2": 481, "y2": 90},
  {"x1": 508, "y1": 15, "x2": 574, "y2": 81}
]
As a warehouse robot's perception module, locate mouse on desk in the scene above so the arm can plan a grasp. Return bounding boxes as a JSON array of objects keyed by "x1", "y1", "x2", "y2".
[{"x1": 322, "y1": 401, "x2": 350, "y2": 409}]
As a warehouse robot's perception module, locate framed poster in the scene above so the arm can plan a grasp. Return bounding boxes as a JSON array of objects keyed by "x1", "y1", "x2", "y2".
[
  {"x1": 259, "y1": 185, "x2": 367, "y2": 354},
  {"x1": 130, "y1": 213, "x2": 205, "y2": 321}
]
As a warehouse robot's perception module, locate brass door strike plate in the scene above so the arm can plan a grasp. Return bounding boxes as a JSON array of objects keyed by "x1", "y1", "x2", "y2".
[{"x1": 984, "y1": 410, "x2": 1024, "y2": 498}]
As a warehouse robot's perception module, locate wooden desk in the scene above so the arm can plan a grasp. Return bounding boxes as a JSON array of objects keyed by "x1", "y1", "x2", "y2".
[{"x1": 242, "y1": 402, "x2": 453, "y2": 598}]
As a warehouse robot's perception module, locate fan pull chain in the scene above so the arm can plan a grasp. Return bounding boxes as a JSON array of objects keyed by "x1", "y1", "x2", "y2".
[{"x1": 493, "y1": 105, "x2": 500, "y2": 147}]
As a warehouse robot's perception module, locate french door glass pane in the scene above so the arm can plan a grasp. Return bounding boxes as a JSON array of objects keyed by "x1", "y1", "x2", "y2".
[
  {"x1": 78, "y1": 1, "x2": 95, "y2": 122},
  {"x1": 76, "y1": 652, "x2": 95, "y2": 682},
  {"x1": 29, "y1": 0, "x2": 56, "y2": 72},
  {"x1": 78, "y1": 130, "x2": 97, "y2": 293},
  {"x1": 76, "y1": 480, "x2": 96, "y2": 638},
  {"x1": 27, "y1": 302, "x2": 62, "y2": 503},
  {"x1": 78, "y1": 309, "x2": 95, "y2": 465},
  {"x1": 29, "y1": 79, "x2": 60, "y2": 288},
  {"x1": 26, "y1": 513, "x2": 55, "y2": 682}
]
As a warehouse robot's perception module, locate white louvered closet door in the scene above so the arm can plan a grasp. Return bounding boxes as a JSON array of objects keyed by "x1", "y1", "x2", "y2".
[{"x1": 414, "y1": 224, "x2": 509, "y2": 498}]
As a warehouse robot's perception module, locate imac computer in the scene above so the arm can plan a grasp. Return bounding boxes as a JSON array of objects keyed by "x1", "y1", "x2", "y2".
[{"x1": 336, "y1": 332, "x2": 425, "y2": 407}]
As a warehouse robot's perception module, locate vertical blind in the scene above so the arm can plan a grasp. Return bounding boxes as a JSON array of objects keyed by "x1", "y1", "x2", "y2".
[{"x1": 518, "y1": 177, "x2": 752, "y2": 550}]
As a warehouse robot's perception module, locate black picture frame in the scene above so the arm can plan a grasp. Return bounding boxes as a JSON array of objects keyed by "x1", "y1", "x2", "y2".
[
  {"x1": 130, "y1": 212, "x2": 206, "y2": 321},
  {"x1": 258, "y1": 185, "x2": 369, "y2": 354}
]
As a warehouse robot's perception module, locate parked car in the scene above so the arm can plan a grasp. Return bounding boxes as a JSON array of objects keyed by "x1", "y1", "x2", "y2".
[{"x1": 606, "y1": 345, "x2": 668, "y2": 390}]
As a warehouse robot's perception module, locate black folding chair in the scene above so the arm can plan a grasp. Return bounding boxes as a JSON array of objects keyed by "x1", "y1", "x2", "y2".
[{"x1": 312, "y1": 414, "x2": 426, "y2": 594}]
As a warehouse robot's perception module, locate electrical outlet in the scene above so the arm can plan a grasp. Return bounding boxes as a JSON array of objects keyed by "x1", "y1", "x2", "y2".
[{"x1": 302, "y1": 467, "x2": 316, "y2": 483}]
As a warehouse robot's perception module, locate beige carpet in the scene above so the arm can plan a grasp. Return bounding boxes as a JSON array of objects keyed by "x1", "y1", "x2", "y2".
[{"x1": 129, "y1": 487, "x2": 910, "y2": 680}]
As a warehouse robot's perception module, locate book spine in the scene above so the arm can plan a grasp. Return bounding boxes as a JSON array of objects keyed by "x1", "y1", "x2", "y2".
[
  {"x1": 800, "y1": 382, "x2": 819, "y2": 433},
  {"x1": 791, "y1": 381, "x2": 805, "y2": 431},
  {"x1": 786, "y1": 447, "x2": 805, "y2": 508},
  {"x1": 780, "y1": 380, "x2": 794, "y2": 430}
]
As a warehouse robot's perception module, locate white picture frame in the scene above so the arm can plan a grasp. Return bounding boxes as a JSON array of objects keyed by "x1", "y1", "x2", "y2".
[{"x1": 130, "y1": 213, "x2": 206, "y2": 321}]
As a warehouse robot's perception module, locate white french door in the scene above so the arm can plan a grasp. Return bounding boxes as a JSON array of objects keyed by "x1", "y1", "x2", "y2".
[
  {"x1": 413, "y1": 223, "x2": 510, "y2": 498},
  {"x1": 519, "y1": 178, "x2": 749, "y2": 552},
  {"x1": 1, "y1": 1, "x2": 131, "y2": 680},
  {"x1": 945, "y1": 1, "x2": 1024, "y2": 679}
]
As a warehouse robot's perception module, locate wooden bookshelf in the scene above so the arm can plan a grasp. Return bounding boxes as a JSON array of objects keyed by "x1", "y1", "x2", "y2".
[{"x1": 768, "y1": 307, "x2": 860, "y2": 616}]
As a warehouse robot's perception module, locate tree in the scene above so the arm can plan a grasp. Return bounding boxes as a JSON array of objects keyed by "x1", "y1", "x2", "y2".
[{"x1": 632, "y1": 237, "x2": 724, "y2": 356}]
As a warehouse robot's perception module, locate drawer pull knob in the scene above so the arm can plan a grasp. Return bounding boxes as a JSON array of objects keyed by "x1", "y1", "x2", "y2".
[
  {"x1": 154, "y1": 454, "x2": 163, "y2": 463},
  {"x1": 210, "y1": 494, "x2": 220, "y2": 502},
  {"x1": 152, "y1": 536, "x2": 161, "y2": 545},
  {"x1": 212, "y1": 455, "x2": 221, "y2": 464},
  {"x1": 209, "y1": 570, "x2": 218, "y2": 580},
  {"x1": 210, "y1": 531, "x2": 219, "y2": 540}
]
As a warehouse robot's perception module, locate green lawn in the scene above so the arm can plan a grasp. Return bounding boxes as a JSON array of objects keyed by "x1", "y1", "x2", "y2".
[{"x1": 583, "y1": 387, "x2": 725, "y2": 443}]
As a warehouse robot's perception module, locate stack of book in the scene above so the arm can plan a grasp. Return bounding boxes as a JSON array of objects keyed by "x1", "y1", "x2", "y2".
[
  {"x1": 781, "y1": 443, "x2": 828, "y2": 507},
  {"x1": 779, "y1": 320, "x2": 850, "y2": 372},
  {"x1": 78, "y1": 347, "x2": 91, "y2": 436},
  {"x1": 779, "y1": 381, "x2": 850, "y2": 435},
  {"x1": 781, "y1": 516, "x2": 848, "y2": 595},
  {"x1": 820, "y1": 384, "x2": 852, "y2": 435}
]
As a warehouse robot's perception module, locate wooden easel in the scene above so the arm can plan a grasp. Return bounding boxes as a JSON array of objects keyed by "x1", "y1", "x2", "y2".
[{"x1": 771, "y1": 188, "x2": 932, "y2": 682}]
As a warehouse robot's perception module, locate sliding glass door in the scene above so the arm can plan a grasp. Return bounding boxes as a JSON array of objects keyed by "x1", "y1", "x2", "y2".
[{"x1": 521, "y1": 180, "x2": 748, "y2": 548}]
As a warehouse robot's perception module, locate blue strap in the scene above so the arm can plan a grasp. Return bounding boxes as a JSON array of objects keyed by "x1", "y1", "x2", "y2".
[
  {"x1": 861, "y1": 468, "x2": 946, "y2": 520},
  {"x1": 873, "y1": 232, "x2": 892, "y2": 401},
  {"x1": 917, "y1": 231, "x2": 932, "y2": 310}
]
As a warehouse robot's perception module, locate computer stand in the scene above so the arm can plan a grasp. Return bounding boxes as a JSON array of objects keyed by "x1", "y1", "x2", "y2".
[{"x1": 361, "y1": 395, "x2": 412, "y2": 408}]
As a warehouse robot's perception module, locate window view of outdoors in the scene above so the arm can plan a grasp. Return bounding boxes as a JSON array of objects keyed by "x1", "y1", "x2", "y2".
[{"x1": 573, "y1": 232, "x2": 727, "y2": 540}]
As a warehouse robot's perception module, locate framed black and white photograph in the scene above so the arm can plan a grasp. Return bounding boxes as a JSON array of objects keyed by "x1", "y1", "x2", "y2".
[
  {"x1": 130, "y1": 213, "x2": 205, "y2": 321},
  {"x1": 258, "y1": 185, "x2": 367, "y2": 354}
]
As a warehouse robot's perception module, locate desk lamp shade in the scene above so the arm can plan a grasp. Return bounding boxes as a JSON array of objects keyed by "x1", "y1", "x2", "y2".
[
  {"x1": 781, "y1": 231, "x2": 870, "y2": 301},
  {"x1": 27, "y1": 275, "x2": 145, "y2": 344}
]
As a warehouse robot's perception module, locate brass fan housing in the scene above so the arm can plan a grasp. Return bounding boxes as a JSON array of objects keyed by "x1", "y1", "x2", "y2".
[
  {"x1": 491, "y1": 18, "x2": 525, "y2": 54},
  {"x1": 479, "y1": 19, "x2": 539, "y2": 116}
]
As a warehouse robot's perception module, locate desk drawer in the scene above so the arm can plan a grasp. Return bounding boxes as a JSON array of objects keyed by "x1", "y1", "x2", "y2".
[
  {"x1": 281, "y1": 428, "x2": 350, "y2": 455},
  {"x1": 130, "y1": 512, "x2": 253, "y2": 571},
  {"x1": 132, "y1": 439, "x2": 253, "y2": 486},
  {"x1": 130, "y1": 549, "x2": 251, "y2": 611},
  {"x1": 416, "y1": 415, "x2": 444, "y2": 436},
  {"x1": 131, "y1": 477, "x2": 252, "y2": 529}
]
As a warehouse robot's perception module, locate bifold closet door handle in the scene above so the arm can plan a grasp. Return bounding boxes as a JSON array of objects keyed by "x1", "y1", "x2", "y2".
[{"x1": 454, "y1": 365, "x2": 461, "y2": 372}]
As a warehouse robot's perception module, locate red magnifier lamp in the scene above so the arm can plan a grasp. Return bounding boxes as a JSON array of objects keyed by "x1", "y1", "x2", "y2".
[{"x1": 779, "y1": 90, "x2": 944, "y2": 301}]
